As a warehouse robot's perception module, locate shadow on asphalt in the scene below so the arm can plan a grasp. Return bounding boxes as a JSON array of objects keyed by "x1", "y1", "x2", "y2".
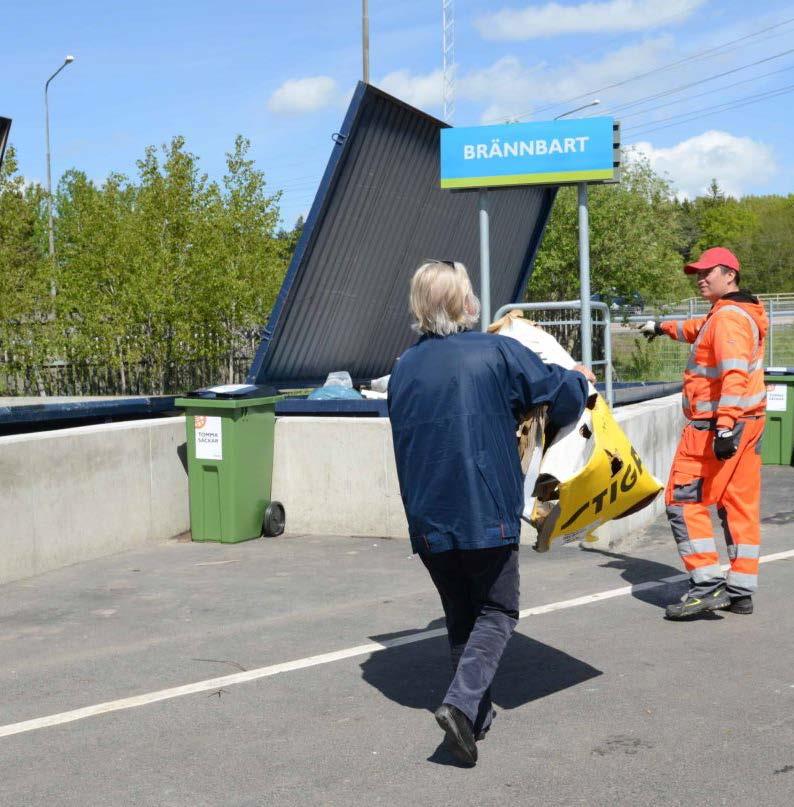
[
  {"x1": 762, "y1": 509, "x2": 794, "y2": 525},
  {"x1": 360, "y1": 621, "x2": 602, "y2": 715},
  {"x1": 361, "y1": 620, "x2": 602, "y2": 766},
  {"x1": 583, "y1": 547, "x2": 686, "y2": 609}
]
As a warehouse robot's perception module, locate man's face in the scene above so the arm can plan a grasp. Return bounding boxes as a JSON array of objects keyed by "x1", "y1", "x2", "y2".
[{"x1": 695, "y1": 265, "x2": 735, "y2": 302}]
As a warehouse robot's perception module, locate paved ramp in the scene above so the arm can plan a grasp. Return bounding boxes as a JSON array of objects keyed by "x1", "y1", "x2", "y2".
[{"x1": 1, "y1": 468, "x2": 792, "y2": 805}]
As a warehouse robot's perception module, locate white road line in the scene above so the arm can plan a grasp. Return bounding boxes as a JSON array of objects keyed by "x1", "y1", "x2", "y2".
[{"x1": 1, "y1": 548, "x2": 792, "y2": 740}]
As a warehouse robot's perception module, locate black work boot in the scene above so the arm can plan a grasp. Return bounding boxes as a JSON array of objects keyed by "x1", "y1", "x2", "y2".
[
  {"x1": 728, "y1": 595, "x2": 753, "y2": 614},
  {"x1": 665, "y1": 587, "x2": 730, "y2": 619},
  {"x1": 435, "y1": 704, "x2": 477, "y2": 765}
]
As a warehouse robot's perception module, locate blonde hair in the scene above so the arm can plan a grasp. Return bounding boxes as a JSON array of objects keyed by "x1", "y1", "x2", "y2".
[{"x1": 409, "y1": 260, "x2": 481, "y2": 336}]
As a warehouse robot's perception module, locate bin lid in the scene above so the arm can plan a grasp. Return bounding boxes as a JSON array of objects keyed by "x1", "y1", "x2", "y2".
[
  {"x1": 247, "y1": 82, "x2": 558, "y2": 389},
  {"x1": 175, "y1": 393, "x2": 282, "y2": 410},
  {"x1": 182, "y1": 383, "x2": 279, "y2": 400}
]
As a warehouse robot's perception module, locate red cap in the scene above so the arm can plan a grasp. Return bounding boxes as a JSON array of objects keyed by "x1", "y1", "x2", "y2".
[{"x1": 684, "y1": 246, "x2": 740, "y2": 274}]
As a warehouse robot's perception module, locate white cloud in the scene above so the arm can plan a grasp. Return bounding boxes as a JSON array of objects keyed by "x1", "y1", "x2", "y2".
[
  {"x1": 369, "y1": 37, "x2": 677, "y2": 124},
  {"x1": 476, "y1": 0, "x2": 706, "y2": 41},
  {"x1": 629, "y1": 131, "x2": 776, "y2": 198},
  {"x1": 267, "y1": 76, "x2": 338, "y2": 115},
  {"x1": 377, "y1": 69, "x2": 444, "y2": 110},
  {"x1": 462, "y1": 36, "x2": 674, "y2": 122}
]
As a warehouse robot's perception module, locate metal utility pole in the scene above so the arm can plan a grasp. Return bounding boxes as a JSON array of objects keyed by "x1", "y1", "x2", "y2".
[
  {"x1": 362, "y1": 0, "x2": 370, "y2": 83},
  {"x1": 555, "y1": 99, "x2": 600, "y2": 366},
  {"x1": 45, "y1": 54, "x2": 75, "y2": 261},
  {"x1": 442, "y1": 0, "x2": 455, "y2": 123}
]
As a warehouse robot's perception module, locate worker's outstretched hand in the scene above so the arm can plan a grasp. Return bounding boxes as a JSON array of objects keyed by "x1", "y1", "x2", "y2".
[{"x1": 638, "y1": 320, "x2": 662, "y2": 341}]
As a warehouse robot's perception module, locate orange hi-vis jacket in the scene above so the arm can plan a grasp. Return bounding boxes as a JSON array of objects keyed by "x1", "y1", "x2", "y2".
[{"x1": 660, "y1": 292, "x2": 768, "y2": 430}]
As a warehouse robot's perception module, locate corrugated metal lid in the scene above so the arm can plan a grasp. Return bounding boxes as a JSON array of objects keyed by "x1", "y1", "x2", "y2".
[{"x1": 248, "y1": 83, "x2": 556, "y2": 388}]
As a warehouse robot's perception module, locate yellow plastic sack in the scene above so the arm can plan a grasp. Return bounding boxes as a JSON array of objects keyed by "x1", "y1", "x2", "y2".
[
  {"x1": 487, "y1": 311, "x2": 662, "y2": 552},
  {"x1": 533, "y1": 396, "x2": 663, "y2": 550}
]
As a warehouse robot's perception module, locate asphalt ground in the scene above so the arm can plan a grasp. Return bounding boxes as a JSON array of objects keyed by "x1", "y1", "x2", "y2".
[{"x1": 1, "y1": 466, "x2": 793, "y2": 807}]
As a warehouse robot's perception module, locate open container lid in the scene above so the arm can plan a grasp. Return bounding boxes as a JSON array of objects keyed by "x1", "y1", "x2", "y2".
[
  {"x1": 247, "y1": 83, "x2": 557, "y2": 389},
  {"x1": 0, "y1": 116, "x2": 11, "y2": 171}
]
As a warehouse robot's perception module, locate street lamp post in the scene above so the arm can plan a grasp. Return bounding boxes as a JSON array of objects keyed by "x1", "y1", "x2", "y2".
[
  {"x1": 45, "y1": 54, "x2": 74, "y2": 261},
  {"x1": 554, "y1": 99, "x2": 600, "y2": 367}
]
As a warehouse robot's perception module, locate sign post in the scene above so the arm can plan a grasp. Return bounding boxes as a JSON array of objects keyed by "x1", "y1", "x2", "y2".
[
  {"x1": 578, "y1": 182, "x2": 592, "y2": 367},
  {"x1": 479, "y1": 189, "x2": 490, "y2": 329},
  {"x1": 440, "y1": 117, "x2": 619, "y2": 357}
]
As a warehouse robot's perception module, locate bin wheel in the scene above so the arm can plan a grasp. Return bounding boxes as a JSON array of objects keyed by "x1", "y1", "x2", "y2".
[{"x1": 263, "y1": 501, "x2": 286, "y2": 537}]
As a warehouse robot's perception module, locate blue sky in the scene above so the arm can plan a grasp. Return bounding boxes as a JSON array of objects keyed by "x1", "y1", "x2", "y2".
[{"x1": 3, "y1": 0, "x2": 794, "y2": 229}]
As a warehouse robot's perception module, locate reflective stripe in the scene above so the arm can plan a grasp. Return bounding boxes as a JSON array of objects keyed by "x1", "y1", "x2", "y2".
[
  {"x1": 718, "y1": 357, "x2": 751, "y2": 372},
  {"x1": 689, "y1": 537, "x2": 718, "y2": 554},
  {"x1": 727, "y1": 570, "x2": 758, "y2": 592},
  {"x1": 694, "y1": 400, "x2": 718, "y2": 412},
  {"x1": 695, "y1": 390, "x2": 767, "y2": 412},
  {"x1": 685, "y1": 357, "x2": 751, "y2": 378},
  {"x1": 691, "y1": 564, "x2": 724, "y2": 583},
  {"x1": 718, "y1": 390, "x2": 767, "y2": 408},
  {"x1": 678, "y1": 538, "x2": 718, "y2": 558},
  {"x1": 735, "y1": 544, "x2": 761, "y2": 559},
  {"x1": 685, "y1": 362, "x2": 720, "y2": 379},
  {"x1": 676, "y1": 322, "x2": 684, "y2": 341}
]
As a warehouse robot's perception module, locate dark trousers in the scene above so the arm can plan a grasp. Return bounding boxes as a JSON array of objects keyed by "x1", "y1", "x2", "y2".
[{"x1": 419, "y1": 544, "x2": 519, "y2": 734}]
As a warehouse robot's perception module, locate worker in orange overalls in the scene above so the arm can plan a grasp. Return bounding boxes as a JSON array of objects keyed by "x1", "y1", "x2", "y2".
[{"x1": 639, "y1": 247, "x2": 768, "y2": 619}]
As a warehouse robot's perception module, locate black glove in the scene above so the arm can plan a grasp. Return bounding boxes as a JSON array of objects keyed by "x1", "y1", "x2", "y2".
[
  {"x1": 637, "y1": 320, "x2": 664, "y2": 341},
  {"x1": 713, "y1": 428, "x2": 739, "y2": 461}
]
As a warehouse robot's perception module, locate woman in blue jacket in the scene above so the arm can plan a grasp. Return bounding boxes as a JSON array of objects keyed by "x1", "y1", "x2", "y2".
[{"x1": 388, "y1": 260, "x2": 592, "y2": 765}]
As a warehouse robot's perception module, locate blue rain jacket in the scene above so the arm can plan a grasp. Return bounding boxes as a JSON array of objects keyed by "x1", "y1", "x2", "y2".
[{"x1": 388, "y1": 330, "x2": 588, "y2": 554}]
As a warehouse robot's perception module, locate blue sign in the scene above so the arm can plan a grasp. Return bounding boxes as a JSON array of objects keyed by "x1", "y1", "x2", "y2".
[{"x1": 440, "y1": 117, "x2": 616, "y2": 189}]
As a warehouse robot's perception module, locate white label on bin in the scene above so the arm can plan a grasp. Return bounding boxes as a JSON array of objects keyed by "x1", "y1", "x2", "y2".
[
  {"x1": 766, "y1": 384, "x2": 787, "y2": 412},
  {"x1": 195, "y1": 415, "x2": 223, "y2": 460}
]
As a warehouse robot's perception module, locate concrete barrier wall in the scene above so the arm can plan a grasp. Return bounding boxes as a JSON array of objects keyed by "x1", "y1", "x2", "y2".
[
  {"x1": 0, "y1": 394, "x2": 684, "y2": 584},
  {"x1": 272, "y1": 393, "x2": 685, "y2": 546},
  {"x1": 0, "y1": 417, "x2": 189, "y2": 585},
  {"x1": 589, "y1": 394, "x2": 685, "y2": 550}
]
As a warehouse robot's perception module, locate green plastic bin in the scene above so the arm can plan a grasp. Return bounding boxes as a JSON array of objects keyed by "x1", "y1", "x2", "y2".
[
  {"x1": 175, "y1": 394, "x2": 285, "y2": 542},
  {"x1": 761, "y1": 373, "x2": 794, "y2": 466}
]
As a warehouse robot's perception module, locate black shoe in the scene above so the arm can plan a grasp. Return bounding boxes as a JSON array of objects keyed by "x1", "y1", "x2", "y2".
[
  {"x1": 665, "y1": 587, "x2": 730, "y2": 619},
  {"x1": 435, "y1": 704, "x2": 477, "y2": 765},
  {"x1": 728, "y1": 595, "x2": 753, "y2": 614}
]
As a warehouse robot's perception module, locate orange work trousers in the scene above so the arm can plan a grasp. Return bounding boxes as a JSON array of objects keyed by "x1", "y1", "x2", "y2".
[{"x1": 665, "y1": 417, "x2": 764, "y2": 595}]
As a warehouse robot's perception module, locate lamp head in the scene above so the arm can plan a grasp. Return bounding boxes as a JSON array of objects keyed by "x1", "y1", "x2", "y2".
[{"x1": 65, "y1": 55, "x2": 75, "y2": 63}]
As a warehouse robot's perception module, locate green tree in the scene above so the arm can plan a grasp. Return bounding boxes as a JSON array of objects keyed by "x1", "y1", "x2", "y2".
[
  {"x1": 690, "y1": 180, "x2": 758, "y2": 259},
  {"x1": 736, "y1": 195, "x2": 794, "y2": 293},
  {"x1": 0, "y1": 145, "x2": 50, "y2": 393},
  {"x1": 530, "y1": 155, "x2": 690, "y2": 306},
  {"x1": 54, "y1": 169, "x2": 138, "y2": 391}
]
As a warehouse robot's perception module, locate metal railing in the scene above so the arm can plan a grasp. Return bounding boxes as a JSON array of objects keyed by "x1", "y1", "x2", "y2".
[{"x1": 493, "y1": 300, "x2": 613, "y2": 407}]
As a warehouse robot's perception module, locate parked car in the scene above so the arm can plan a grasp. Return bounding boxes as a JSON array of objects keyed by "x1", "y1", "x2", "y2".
[{"x1": 590, "y1": 290, "x2": 644, "y2": 315}]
